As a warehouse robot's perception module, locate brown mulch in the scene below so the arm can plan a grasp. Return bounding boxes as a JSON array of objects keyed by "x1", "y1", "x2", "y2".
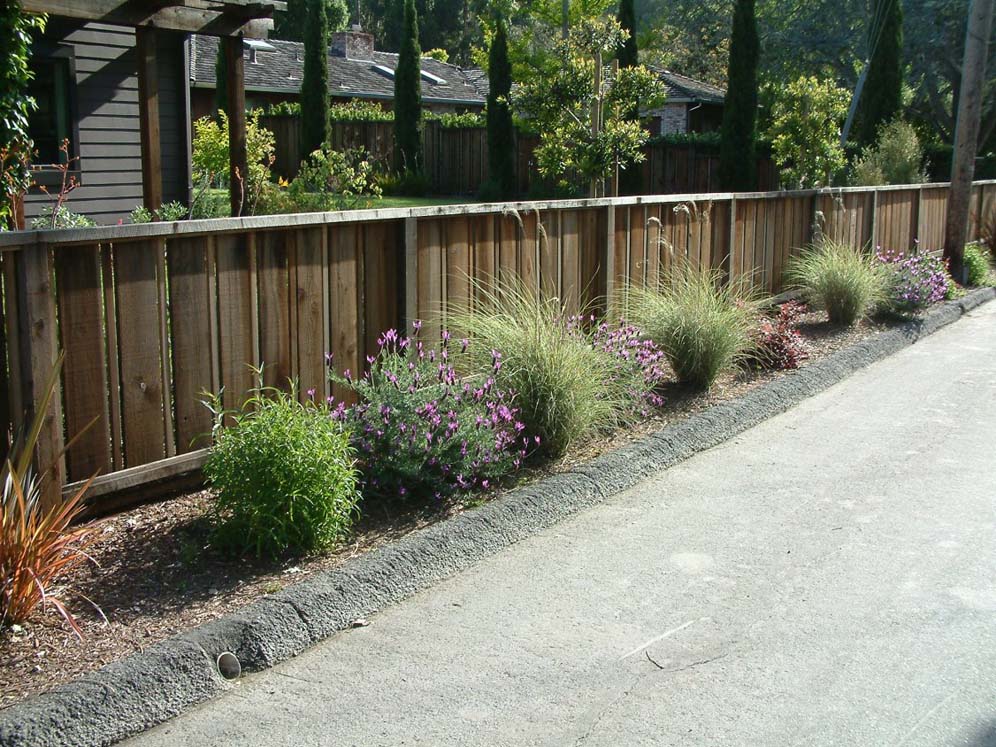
[{"x1": 0, "y1": 310, "x2": 891, "y2": 709}]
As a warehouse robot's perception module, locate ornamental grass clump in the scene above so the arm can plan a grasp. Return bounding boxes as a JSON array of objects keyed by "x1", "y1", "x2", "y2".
[
  {"x1": 626, "y1": 264, "x2": 760, "y2": 389},
  {"x1": 784, "y1": 240, "x2": 886, "y2": 326},
  {"x1": 330, "y1": 325, "x2": 530, "y2": 502},
  {"x1": 875, "y1": 248, "x2": 950, "y2": 317},
  {"x1": 452, "y1": 284, "x2": 639, "y2": 458},
  {"x1": 204, "y1": 380, "x2": 360, "y2": 559}
]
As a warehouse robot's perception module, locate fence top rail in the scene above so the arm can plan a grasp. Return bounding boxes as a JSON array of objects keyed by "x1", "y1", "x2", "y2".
[{"x1": 2, "y1": 180, "x2": 992, "y2": 250}]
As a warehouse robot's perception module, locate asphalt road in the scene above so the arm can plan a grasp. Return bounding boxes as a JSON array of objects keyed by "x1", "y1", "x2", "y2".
[{"x1": 127, "y1": 302, "x2": 996, "y2": 747}]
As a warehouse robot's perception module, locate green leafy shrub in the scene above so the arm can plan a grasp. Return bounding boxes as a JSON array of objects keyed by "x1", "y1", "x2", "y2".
[
  {"x1": 30, "y1": 205, "x2": 95, "y2": 230},
  {"x1": 191, "y1": 110, "x2": 276, "y2": 214},
  {"x1": 287, "y1": 147, "x2": 382, "y2": 211},
  {"x1": 203, "y1": 380, "x2": 360, "y2": 559},
  {"x1": 452, "y1": 283, "x2": 640, "y2": 458},
  {"x1": 130, "y1": 200, "x2": 188, "y2": 223},
  {"x1": 626, "y1": 265, "x2": 759, "y2": 389},
  {"x1": 784, "y1": 240, "x2": 886, "y2": 326},
  {"x1": 330, "y1": 325, "x2": 530, "y2": 502},
  {"x1": 963, "y1": 242, "x2": 991, "y2": 286},
  {"x1": 851, "y1": 120, "x2": 927, "y2": 186},
  {"x1": 329, "y1": 100, "x2": 393, "y2": 122}
]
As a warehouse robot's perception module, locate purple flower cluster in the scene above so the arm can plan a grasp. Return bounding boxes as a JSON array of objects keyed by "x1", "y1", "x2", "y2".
[
  {"x1": 329, "y1": 323, "x2": 533, "y2": 502},
  {"x1": 876, "y1": 246, "x2": 950, "y2": 316},
  {"x1": 567, "y1": 315, "x2": 668, "y2": 416}
]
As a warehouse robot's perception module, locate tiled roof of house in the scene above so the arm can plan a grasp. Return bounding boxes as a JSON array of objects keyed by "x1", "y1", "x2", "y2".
[
  {"x1": 652, "y1": 68, "x2": 726, "y2": 104},
  {"x1": 190, "y1": 35, "x2": 487, "y2": 106}
]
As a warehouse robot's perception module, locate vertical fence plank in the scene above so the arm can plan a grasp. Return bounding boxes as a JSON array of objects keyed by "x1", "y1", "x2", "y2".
[
  {"x1": 167, "y1": 237, "x2": 215, "y2": 454},
  {"x1": 257, "y1": 230, "x2": 292, "y2": 389},
  {"x1": 113, "y1": 240, "x2": 167, "y2": 468},
  {"x1": 330, "y1": 224, "x2": 363, "y2": 404},
  {"x1": 560, "y1": 210, "x2": 580, "y2": 314},
  {"x1": 294, "y1": 227, "x2": 327, "y2": 399},
  {"x1": 16, "y1": 245, "x2": 65, "y2": 509},
  {"x1": 215, "y1": 234, "x2": 255, "y2": 412},
  {"x1": 364, "y1": 221, "x2": 401, "y2": 353},
  {"x1": 446, "y1": 215, "x2": 472, "y2": 320},
  {"x1": 55, "y1": 245, "x2": 111, "y2": 481}
]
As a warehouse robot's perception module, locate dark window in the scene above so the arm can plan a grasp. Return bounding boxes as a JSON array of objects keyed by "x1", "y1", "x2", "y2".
[{"x1": 28, "y1": 51, "x2": 77, "y2": 167}]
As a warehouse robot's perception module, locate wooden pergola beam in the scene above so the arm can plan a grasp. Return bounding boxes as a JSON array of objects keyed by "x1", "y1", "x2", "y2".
[{"x1": 20, "y1": 0, "x2": 284, "y2": 39}]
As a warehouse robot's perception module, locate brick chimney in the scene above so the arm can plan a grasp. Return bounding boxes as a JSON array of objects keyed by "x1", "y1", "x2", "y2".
[{"x1": 331, "y1": 26, "x2": 374, "y2": 61}]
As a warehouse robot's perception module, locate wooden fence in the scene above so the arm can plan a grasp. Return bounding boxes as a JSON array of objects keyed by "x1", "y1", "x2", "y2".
[
  {"x1": 260, "y1": 116, "x2": 777, "y2": 196},
  {"x1": 0, "y1": 180, "x2": 993, "y2": 514}
]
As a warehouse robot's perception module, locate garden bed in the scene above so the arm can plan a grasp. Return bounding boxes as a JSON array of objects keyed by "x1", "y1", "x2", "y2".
[{"x1": 0, "y1": 309, "x2": 889, "y2": 710}]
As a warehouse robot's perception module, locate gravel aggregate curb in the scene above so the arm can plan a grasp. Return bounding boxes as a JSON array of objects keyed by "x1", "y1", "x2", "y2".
[{"x1": 2, "y1": 286, "x2": 993, "y2": 747}]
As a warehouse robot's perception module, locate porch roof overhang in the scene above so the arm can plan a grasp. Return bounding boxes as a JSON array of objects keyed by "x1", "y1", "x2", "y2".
[{"x1": 20, "y1": 0, "x2": 285, "y2": 39}]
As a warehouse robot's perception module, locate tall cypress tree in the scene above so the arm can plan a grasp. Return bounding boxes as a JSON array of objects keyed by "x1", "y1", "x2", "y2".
[
  {"x1": 616, "y1": 0, "x2": 642, "y2": 195},
  {"x1": 718, "y1": 0, "x2": 759, "y2": 191},
  {"x1": 854, "y1": 0, "x2": 903, "y2": 147},
  {"x1": 214, "y1": 42, "x2": 228, "y2": 118},
  {"x1": 616, "y1": 0, "x2": 638, "y2": 68},
  {"x1": 486, "y1": 16, "x2": 516, "y2": 198},
  {"x1": 394, "y1": 0, "x2": 423, "y2": 176},
  {"x1": 300, "y1": 0, "x2": 330, "y2": 160}
]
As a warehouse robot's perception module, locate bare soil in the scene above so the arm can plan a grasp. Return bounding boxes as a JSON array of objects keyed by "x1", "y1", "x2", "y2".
[{"x1": 0, "y1": 309, "x2": 891, "y2": 709}]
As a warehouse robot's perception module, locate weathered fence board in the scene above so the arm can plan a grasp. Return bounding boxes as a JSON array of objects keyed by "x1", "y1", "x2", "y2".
[{"x1": 0, "y1": 180, "x2": 993, "y2": 512}]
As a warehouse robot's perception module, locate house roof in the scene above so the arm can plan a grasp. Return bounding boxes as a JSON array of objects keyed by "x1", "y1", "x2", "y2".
[
  {"x1": 190, "y1": 35, "x2": 487, "y2": 106},
  {"x1": 652, "y1": 68, "x2": 726, "y2": 105}
]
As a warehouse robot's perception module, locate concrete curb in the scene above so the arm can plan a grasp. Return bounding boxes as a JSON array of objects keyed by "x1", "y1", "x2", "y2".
[{"x1": 3, "y1": 286, "x2": 994, "y2": 747}]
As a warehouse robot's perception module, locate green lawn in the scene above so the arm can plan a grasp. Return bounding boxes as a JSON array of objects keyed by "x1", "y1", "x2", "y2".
[{"x1": 355, "y1": 195, "x2": 479, "y2": 210}]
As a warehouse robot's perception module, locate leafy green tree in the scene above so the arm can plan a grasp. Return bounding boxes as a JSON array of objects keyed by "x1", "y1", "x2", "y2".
[
  {"x1": 300, "y1": 0, "x2": 331, "y2": 159},
  {"x1": 394, "y1": 0, "x2": 424, "y2": 176},
  {"x1": 905, "y1": 0, "x2": 996, "y2": 149},
  {"x1": 616, "y1": 0, "x2": 643, "y2": 194},
  {"x1": 273, "y1": 0, "x2": 348, "y2": 41},
  {"x1": 486, "y1": 14, "x2": 516, "y2": 198},
  {"x1": 718, "y1": 0, "x2": 759, "y2": 191},
  {"x1": 850, "y1": 119, "x2": 927, "y2": 186},
  {"x1": 1, "y1": 3, "x2": 46, "y2": 229},
  {"x1": 514, "y1": 18, "x2": 664, "y2": 195},
  {"x1": 766, "y1": 76, "x2": 850, "y2": 188},
  {"x1": 854, "y1": 0, "x2": 903, "y2": 147}
]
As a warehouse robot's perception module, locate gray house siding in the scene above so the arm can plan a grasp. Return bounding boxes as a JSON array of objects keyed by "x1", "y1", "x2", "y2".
[{"x1": 24, "y1": 21, "x2": 189, "y2": 226}]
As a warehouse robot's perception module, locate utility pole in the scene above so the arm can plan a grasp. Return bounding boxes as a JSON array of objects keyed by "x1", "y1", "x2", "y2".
[
  {"x1": 562, "y1": 0, "x2": 569, "y2": 39},
  {"x1": 944, "y1": 0, "x2": 994, "y2": 283}
]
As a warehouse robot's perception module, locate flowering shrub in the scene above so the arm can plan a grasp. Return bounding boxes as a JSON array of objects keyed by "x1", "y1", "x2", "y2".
[
  {"x1": 876, "y1": 248, "x2": 950, "y2": 316},
  {"x1": 569, "y1": 316, "x2": 667, "y2": 415},
  {"x1": 749, "y1": 301, "x2": 810, "y2": 370},
  {"x1": 330, "y1": 324, "x2": 531, "y2": 502}
]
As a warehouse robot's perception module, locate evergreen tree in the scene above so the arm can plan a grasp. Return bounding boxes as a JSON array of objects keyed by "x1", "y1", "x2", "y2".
[
  {"x1": 300, "y1": 0, "x2": 331, "y2": 159},
  {"x1": 854, "y1": 0, "x2": 903, "y2": 146},
  {"x1": 616, "y1": 0, "x2": 638, "y2": 69},
  {"x1": 273, "y1": 0, "x2": 348, "y2": 42},
  {"x1": 718, "y1": 0, "x2": 759, "y2": 191},
  {"x1": 214, "y1": 43, "x2": 228, "y2": 118},
  {"x1": 486, "y1": 16, "x2": 516, "y2": 198},
  {"x1": 616, "y1": 0, "x2": 642, "y2": 195},
  {"x1": 394, "y1": 0, "x2": 423, "y2": 176}
]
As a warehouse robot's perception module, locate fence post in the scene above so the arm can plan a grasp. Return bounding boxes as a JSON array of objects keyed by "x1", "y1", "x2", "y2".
[
  {"x1": 405, "y1": 217, "x2": 418, "y2": 325},
  {"x1": 870, "y1": 189, "x2": 879, "y2": 250},
  {"x1": 604, "y1": 205, "x2": 616, "y2": 315},
  {"x1": 16, "y1": 243, "x2": 66, "y2": 510}
]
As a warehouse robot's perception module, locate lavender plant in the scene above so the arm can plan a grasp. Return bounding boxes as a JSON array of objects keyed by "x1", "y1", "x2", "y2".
[
  {"x1": 875, "y1": 247, "x2": 951, "y2": 317},
  {"x1": 568, "y1": 316, "x2": 668, "y2": 416},
  {"x1": 330, "y1": 325, "x2": 531, "y2": 503}
]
